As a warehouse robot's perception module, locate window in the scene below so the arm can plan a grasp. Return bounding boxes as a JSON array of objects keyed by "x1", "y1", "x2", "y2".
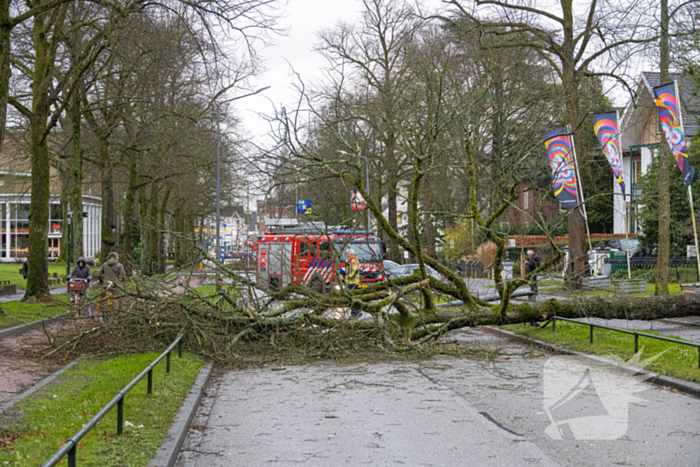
[
  {"x1": 299, "y1": 242, "x2": 310, "y2": 257},
  {"x1": 318, "y1": 241, "x2": 331, "y2": 259},
  {"x1": 523, "y1": 190, "x2": 529, "y2": 210}
]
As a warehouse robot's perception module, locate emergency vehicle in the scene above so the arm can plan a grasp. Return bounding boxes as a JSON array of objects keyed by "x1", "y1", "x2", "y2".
[{"x1": 255, "y1": 222, "x2": 386, "y2": 293}]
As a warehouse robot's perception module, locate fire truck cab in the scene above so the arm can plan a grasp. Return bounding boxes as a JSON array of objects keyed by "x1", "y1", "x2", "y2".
[{"x1": 255, "y1": 221, "x2": 385, "y2": 294}]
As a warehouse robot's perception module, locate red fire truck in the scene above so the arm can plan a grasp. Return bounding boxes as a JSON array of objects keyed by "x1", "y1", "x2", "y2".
[{"x1": 255, "y1": 223, "x2": 385, "y2": 293}]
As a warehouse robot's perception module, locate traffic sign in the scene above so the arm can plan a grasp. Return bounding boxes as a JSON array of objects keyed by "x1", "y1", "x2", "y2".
[{"x1": 297, "y1": 199, "x2": 312, "y2": 215}]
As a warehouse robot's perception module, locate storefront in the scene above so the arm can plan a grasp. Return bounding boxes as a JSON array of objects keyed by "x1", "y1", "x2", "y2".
[{"x1": 0, "y1": 195, "x2": 102, "y2": 261}]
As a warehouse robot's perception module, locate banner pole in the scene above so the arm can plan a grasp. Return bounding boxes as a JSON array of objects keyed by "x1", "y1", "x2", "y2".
[
  {"x1": 688, "y1": 185, "x2": 700, "y2": 282},
  {"x1": 624, "y1": 201, "x2": 632, "y2": 280}
]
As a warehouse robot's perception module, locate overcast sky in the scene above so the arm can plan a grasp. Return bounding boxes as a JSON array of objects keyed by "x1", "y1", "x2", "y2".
[{"x1": 235, "y1": 0, "x2": 365, "y2": 143}]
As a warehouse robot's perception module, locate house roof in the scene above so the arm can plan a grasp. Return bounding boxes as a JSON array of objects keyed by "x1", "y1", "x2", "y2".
[{"x1": 641, "y1": 71, "x2": 700, "y2": 137}]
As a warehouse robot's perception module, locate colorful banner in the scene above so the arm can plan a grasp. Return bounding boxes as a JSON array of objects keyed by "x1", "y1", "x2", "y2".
[
  {"x1": 654, "y1": 81, "x2": 696, "y2": 187},
  {"x1": 544, "y1": 127, "x2": 580, "y2": 208},
  {"x1": 593, "y1": 111, "x2": 626, "y2": 199}
]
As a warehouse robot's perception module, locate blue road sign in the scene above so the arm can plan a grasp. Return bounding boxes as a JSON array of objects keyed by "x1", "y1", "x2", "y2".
[{"x1": 297, "y1": 199, "x2": 312, "y2": 215}]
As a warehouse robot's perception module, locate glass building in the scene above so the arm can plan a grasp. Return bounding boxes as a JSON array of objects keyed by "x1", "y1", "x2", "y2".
[{"x1": 0, "y1": 193, "x2": 102, "y2": 261}]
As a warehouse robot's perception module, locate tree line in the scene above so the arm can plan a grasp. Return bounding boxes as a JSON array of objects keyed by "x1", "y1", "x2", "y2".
[{"x1": 1, "y1": 0, "x2": 281, "y2": 298}]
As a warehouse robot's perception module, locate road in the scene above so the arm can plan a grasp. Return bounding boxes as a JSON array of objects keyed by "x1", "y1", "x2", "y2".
[{"x1": 175, "y1": 328, "x2": 700, "y2": 466}]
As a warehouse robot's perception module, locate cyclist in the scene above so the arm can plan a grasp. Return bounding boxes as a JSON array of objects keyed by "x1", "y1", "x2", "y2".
[{"x1": 68, "y1": 256, "x2": 92, "y2": 313}]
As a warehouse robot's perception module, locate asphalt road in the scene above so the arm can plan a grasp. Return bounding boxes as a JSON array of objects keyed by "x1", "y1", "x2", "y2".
[{"x1": 175, "y1": 328, "x2": 700, "y2": 466}]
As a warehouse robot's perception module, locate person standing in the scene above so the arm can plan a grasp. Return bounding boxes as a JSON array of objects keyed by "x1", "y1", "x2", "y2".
[
  {"x1": 345, "y1": 248, "x2": 361, "y2": 318},
  {"x1": 525, "y1": 250, "x2": 541, "y2": 293},
  {"x1": 97, "y1": 252, "x2": 126, "y2": 285}
]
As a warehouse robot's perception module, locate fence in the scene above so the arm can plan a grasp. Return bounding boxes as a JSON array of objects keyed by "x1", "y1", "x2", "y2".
[
  {"x1": 43, "y1": 334, "x2": 184, "y2": 467},
  {"x1": 538, "y1": 316, "x2": 700, "y2": 369}
]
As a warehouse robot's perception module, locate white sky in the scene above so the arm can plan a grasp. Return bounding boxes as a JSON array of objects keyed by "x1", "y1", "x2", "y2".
[{"x1": 235, "y1": 0, "x2": 365, "y2": 143}]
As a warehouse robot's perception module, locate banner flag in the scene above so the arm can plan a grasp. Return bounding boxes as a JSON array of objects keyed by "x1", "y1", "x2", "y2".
[
  {"x1": 593, "y1": 111, "x2": 626, "y2": 199},
  {"x1": 654, "y1": 81, "x2": 696, "y2": 187},
  {"x1": 544, "y1": 126, "x2": 580, "y2": 208}
]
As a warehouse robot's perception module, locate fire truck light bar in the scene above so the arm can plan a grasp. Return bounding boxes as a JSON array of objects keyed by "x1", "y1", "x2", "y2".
[{"x1": 331, "y1": 230, "x2": 373, "y2": 234}]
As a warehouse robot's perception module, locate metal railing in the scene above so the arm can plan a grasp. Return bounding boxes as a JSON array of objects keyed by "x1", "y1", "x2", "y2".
[
  {"x1": 43, "y1": 334, "x2": 184, "y2": 467},
  {"x1": 604, "y1": 256, "x2": 698, "y2": 270},
  {"x1": 538, "y1": 316, "x2": 700, "y2": 368}
]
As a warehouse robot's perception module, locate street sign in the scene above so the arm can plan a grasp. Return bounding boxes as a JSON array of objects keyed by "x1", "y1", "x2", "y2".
[
  {"x1": 297, "y1": 199, "x2": 312, "y2": 215},
  {"x1": 82, "y1": 212, "x2": 88, "y2": 218}
]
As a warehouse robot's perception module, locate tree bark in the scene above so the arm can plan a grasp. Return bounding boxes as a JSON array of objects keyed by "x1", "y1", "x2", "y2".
[
  {"x1": 561, "y1": 2, "x2": 588, "y2": 286},
  {"x1": 0, "y1": 0, "x2": 10, "y2": 155},
  {"x1": 122, "y1": 153, "x2": 137, "y2": 262},
  {"x1": 99, "y1": 134, "x2": 116, "y2": 262},
  {"x1": 57, "y1": 159, "x2": 71, "y2": 263},
  {"x1": 657, "y1": 0, "x2": 671, "y2": 295},
  {"x1": 157, "y1": 186, "x2": 170, "y2": 273},
  {"x1": 69, "y1": 86, "x2": 84, "y2": 262}
]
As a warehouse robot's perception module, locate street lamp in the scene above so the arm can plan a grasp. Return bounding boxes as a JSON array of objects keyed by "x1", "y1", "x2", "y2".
[
  {"x1": 338, "y1": 150, "x2": 371, "y2": 232},
  {"x1": 215, "y1": 86, "x2": 270, "y2": 291}
]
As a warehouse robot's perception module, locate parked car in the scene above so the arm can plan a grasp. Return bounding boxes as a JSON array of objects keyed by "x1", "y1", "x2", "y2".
[
  {"x1": 608, "y1": 238, "x2": 641, "y2": 255},
  {"x1": 382, "y1": 260, "x2": 401, "y2": 275},
  {"x1": 386, "y1": 263, "x2": 447, "y2": 283}
]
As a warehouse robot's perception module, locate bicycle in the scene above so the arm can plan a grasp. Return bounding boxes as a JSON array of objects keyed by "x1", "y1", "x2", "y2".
[{"x1": 68, "y1": 278, "x2": 91, "y2": 316}]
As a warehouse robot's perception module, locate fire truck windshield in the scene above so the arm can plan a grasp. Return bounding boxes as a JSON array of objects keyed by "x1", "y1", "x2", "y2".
[{"x1": 340, "y1": 243, "x2": 382, "y2": 263}]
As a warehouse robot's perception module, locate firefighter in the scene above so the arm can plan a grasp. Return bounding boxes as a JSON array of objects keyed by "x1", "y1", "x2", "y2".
[{"x1": 345, "y1": 248, "x2": 361, "y2": 317}]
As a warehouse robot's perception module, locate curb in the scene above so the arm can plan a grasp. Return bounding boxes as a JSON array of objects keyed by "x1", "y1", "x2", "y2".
[
  {"x1": 0, "y1": 311, "x2": 71, "y2": 340},
  {"x1": 482, "y1": 326, "x2": 700, "y2": 398},
  {"x1": 0, "y1": 357, "x2": 83, "y2": 414},
  {"x1": 148, "y1": 361, "x2": 214, "y2": 467}
]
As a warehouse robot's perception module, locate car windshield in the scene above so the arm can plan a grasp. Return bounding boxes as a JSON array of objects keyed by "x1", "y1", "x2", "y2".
[
  {"x1": 383, "y1": 260, "x2": 400, "y2": 272},
  {"x1": 340, "y1": 243, "x2": 382, "y2": 262}
]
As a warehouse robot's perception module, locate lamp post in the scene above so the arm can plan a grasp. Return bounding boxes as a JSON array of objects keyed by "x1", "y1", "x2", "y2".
[
  {"x1": 338, "y1": 150, "x2": 371, "y2": 232},
  {"x1": 214, "y1": 86, "x2": 270, "y2": 291}
]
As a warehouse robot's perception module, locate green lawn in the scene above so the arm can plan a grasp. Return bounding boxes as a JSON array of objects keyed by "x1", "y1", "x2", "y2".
[
  {"x1": 0, "y1": 351, "x2": 204, "y2": 466},
  {"x1": 0, "y1": 262, "x2": 69, "y2": 290},
  {"x1": 505, "y1": 320, "x2": 700, "y2": 383},
  {"x1": 0, "y1": 295, "x2": 70, "y2": 329}
]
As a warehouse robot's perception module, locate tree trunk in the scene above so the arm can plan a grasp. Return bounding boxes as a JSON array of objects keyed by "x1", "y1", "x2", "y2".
[
  {"x1": 157, "y1": 186, "x2": 170, "y2": 273},
  {"x1": 26, "y1": 111, "x2": 50, "y2": 299},
  {"x1": 561, "y1": 19, "x2": 588, "y2": 286},
  {"x1": 386, "y1": 135, "x2": 400, "y2": 262},
  {"x1": 657, "y1": 0, "x2": 671, "y2": 295},
  {"x1": 24, "y1": 8, "x2": 60, "y2": 300},
  {"x1": 57, "y1": 160, "x2": 71, "y2": 263},
  {"x1": 69, "y1": 88, "x2": 84, "y2": 262},
  {"x1": 99, "y1": 134, "x2": 115, "y2": 262},
  {"x1": 423, "y1": 175, "x2": 436, "y2": 257},
  {"x1": 147, "y1": 181, "x2": 160, "y2": 274},
  {"x1": 122, "y1": 153, "x2": 137, "y2": 265},
  {"x1": 0, "y1": 1, "x2": 10, "y2": 155}
]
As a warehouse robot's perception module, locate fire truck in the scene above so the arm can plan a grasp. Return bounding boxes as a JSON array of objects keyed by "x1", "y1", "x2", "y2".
[{"x1": 255, "y1": 221, "x2": 386, "y2": 293}]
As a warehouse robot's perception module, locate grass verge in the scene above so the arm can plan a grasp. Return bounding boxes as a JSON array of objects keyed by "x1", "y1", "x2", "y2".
[
  {"x1": 0, "y1": 295, "x2": 70, "y2": 330},
  {"x1": 0, "y1": 352, "x2": 204, "y2": 466},
  {"x1": 0, "y1": 263, "x2": 69, "y2": 290},
  {"x1": 505, "y1": 321, "x2": 700, "y2": 383}
]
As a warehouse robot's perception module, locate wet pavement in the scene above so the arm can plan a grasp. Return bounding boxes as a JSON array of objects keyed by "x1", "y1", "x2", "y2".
[{"x1": 175, "y1": 328, "x2": 700, "y2": 466}]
